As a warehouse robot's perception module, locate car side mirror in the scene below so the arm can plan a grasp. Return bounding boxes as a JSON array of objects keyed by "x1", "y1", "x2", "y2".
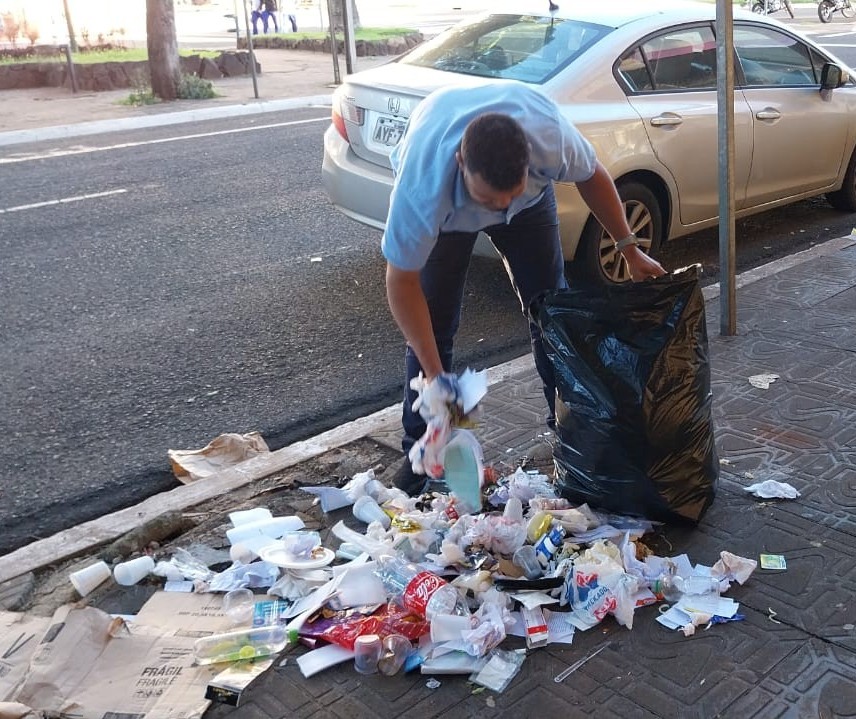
[{"x1": 820, "y1": 62, "x2": 849, "y2": 91}]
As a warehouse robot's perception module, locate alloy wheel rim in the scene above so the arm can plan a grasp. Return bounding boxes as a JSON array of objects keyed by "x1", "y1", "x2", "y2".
[{"x1": 597, "y1": 200, "x2": 655, "y2": 283}]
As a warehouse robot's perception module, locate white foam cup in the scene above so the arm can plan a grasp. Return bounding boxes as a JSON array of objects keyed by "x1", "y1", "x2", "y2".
[
  {"x1": 228, "y1": 507, "x2": 272, "y2": 526},
  {"x1": 70, "y1": 560, "x2": 112, "y2": 596},
  {"x1": 352, "y1": 496, "x2": 391, "y2": 528},
  {"x1": 113, "y1": 556, "x2": 156, "y2": 586},
  {"x1": 226, "y1": 515, "x2": 305, "y2": 545},
  {"x1": 429, "y1": 613, "x2": 473, "y2": 643}
]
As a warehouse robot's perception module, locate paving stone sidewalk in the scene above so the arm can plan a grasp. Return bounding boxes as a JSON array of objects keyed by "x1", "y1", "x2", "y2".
[{"x1": 195, "y1": 239, "x2": 856, "y2": 719}]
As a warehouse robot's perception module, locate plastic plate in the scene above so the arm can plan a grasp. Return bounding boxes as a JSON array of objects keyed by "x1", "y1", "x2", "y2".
[{"x1": 259, "y1": 545, "x2": 335, "y2": 569}]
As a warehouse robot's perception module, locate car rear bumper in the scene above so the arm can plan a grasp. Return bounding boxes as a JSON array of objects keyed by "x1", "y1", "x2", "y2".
[{"x1": 322, "y1": 126, "x2": 393, "y2": 232}]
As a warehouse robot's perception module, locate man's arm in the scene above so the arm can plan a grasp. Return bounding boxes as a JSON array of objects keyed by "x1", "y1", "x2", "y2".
[
  {"x1": 385, "y1": 262, "x2": 444, "y2": 379},
  {"x1": 575, "y1": 161, "x2": 666, "y2": 281}
]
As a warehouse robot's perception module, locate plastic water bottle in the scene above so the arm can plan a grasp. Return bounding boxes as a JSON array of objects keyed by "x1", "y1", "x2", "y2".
[
  {"x1": 374, "y1": 554, "x2": 468, "y2": 620},
  {"x1": 193, "y1": 626, "x2": 297, "y2": 665},
  {"x1": 651, "y1": 575, "x2": 722, "y2": 602}
]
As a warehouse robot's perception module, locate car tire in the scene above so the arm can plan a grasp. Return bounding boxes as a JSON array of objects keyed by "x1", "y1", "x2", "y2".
[
  {"x1": 826, "y1": 147, "x2": 856, "y2": 212},
  {"x1": 570, "y1": 181, "x2": 663, "y2": 287}
]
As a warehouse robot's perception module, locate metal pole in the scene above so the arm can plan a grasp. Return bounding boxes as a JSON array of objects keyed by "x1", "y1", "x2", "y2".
[
  {"x1": 63, "y1": 44, "x2": 78, "y2": 93},
  {"x1": 326, "y1": 0, "x2": 342, "y2": 85},
  {"x1": 241, "y1": 0, "x2": 259, "y2": 98},
  {"x1": 716, "y1": 0, "x2": 736, "y2": 335},
  {"x1": 341, "y1": 0, "x2": 357, "y2": 75}
]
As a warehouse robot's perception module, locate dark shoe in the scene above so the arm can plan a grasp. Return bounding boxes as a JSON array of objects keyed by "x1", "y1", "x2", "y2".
[{"x1": 393, "y1": 459, "x2": 428, "y2": 497}]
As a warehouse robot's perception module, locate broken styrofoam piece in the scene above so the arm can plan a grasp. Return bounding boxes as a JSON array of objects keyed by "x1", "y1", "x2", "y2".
[{"x1": 747, "y1": 373, "x2": 780, "y2": 389}]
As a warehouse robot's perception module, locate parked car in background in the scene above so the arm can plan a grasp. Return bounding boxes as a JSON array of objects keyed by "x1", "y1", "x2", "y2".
[{"x1": 322, "y1": 1, "x2": 856, "y2": 285}]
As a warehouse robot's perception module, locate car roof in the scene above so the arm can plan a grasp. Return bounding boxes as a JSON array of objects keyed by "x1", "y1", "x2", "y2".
[{"x1": 488, "y1": 0, "x2": 720, "y2": 28}]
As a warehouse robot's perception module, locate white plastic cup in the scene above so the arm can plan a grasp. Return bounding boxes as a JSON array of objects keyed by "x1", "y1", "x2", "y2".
[
  {"x1": 113, "y1": 555, "x2": 156, "y2": 586},
  {"x1": 70, "y1": 560, "x2": 112, "y2": 596},
  {"x1": 352, "y1": 496, "x2": 391, "y2": 528},
  {"x1": 226, "y1": 516, "x2": 305, "y2": 545},
  {"x1": 429, "y1": 613, "x2": 473, "y2": 643},
  {"x1": 513, "y1": 545, "x2": 542, "y2": 580},
  {"x1": 223, "y1": 588, "x2": 256, "y2": 626},
  {"x1": 353, "y1": 634, "x2": 382, "y2": 674}
]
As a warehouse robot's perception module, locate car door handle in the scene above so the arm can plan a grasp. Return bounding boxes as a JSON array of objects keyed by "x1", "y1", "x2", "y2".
[
  {"x1": 650, "y1": 113, "x2": 683, "y2": 126},
  {"x1": 755, "y1": 108, "x2": 781, "y2": 120}
]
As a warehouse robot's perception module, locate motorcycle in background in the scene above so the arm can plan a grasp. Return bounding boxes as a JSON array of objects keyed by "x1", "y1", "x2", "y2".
[
  {"x1": 818, "y1": 0, "x2": 855, "y2": 22},
  {"x1": 750, "y1": 0, "x2": 795, "y2": 17}
]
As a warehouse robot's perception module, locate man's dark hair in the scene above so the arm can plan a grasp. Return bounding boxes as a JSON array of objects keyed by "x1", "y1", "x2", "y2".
[{"x1": 460, "y1": 113, "x2": 530, "y2": 191}]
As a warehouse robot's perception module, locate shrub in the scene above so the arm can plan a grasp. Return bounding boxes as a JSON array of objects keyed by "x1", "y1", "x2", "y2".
[{"x1": 177, "y1": 73, "x2": 215, "y2": 100}]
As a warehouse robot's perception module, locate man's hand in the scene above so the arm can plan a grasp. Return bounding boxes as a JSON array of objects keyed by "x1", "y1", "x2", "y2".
[
  {"x1": 622, "y1": 245, "x2": 667, "y2": 282},
  {"x1": 411, "y1": 371, "x2": 463, "y2": 422}
]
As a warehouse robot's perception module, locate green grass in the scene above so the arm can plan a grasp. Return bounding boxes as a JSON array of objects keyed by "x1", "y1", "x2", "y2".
[{"x1": 0, "y1": 48, "x2": 220, "y2": 66}]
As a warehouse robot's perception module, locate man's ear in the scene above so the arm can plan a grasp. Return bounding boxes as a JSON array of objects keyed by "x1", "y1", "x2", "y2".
[{"x1": 455, "y1": 150, "x2": 464, "y2": 172}]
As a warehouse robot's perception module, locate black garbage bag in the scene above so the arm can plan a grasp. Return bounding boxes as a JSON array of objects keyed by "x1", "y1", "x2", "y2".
[{"x1": 530, "y1": 266, "x2": 718, "y2": 524}]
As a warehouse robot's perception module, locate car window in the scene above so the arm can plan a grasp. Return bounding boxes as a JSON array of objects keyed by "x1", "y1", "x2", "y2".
[
  {"x1": 400, "y1": 14, "x2": 611, "y2": 84},
  {"x1": 617, "y1": 26, "x2": 717, "y2": 93},
  {"x1": 734, "y1": 25, "x2": 818, "y2": 86}
]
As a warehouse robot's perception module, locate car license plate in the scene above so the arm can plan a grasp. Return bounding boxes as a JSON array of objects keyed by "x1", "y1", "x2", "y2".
[{"x1": 373, "y1": 117, "x2": 405, "y2": 146}]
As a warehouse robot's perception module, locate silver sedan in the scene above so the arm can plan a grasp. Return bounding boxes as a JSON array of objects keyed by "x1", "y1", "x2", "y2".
[{"x1": 321, "y1": 1, "x2": 856, "y2": 284}]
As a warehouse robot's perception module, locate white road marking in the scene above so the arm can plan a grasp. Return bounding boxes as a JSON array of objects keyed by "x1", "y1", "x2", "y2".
[
  {"x1": 0, "y1": 189, "x2": 128, "y2": 214},
  {"x1": 0, "y1": 116, "x2": 328, "y2": 165}
]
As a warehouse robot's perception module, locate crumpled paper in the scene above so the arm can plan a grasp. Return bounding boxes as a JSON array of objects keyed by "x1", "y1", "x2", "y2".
[
  {"x1": 167, "y1": 432, "x2": 270, "y2": 483},
  {"x1": 745, "y1": 479, "x2": 800, "y2": 499},
  {"x1": 711, "y1": 551, "x2": 757, "y2": 585}
]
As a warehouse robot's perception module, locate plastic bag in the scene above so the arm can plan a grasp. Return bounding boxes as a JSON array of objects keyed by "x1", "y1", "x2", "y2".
[{"x1": 530, "y1": 266, "x2": 718, "y2": 523}]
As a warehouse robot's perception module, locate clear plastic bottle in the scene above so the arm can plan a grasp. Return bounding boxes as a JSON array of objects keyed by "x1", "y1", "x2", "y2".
[
  {"x1": 374, "y1": 554, "x2": 469, "y2": 620},
  {"x1": 651, "y1": 575, "x2": 722, "y2": 602},
  {"x1": 193, "y1": 626, "x2": 297, "y2": 665}
]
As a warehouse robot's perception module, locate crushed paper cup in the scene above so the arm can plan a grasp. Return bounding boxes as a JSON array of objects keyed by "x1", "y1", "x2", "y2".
[{"x1": 745, "y1": 479, "x2": 800, "y2": 499}]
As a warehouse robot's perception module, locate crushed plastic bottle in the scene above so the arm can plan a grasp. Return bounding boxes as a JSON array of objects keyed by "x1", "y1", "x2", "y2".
[
  {"x1": 193, "y1": 625, "x2": 298, "y2": 665},
  {"x1": 651, "y1": 575, "x2": 722, "y2": 602},
  {"x1": 374, "y1": 554, "x2": 469, "y2": 620}
]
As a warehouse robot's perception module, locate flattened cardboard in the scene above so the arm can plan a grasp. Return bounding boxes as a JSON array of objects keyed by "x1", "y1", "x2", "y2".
[{"x1": 0, "y1": 611, "x2": 52, "y2": 702}]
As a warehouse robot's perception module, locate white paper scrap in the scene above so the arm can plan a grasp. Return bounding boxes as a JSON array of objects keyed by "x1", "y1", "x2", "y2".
[
  {"x1": 745, "y1": 480, "x2": 800, "y2": 499},
  {"x1": 296, "y1": 643, "x2": 354, "y2": 678}
]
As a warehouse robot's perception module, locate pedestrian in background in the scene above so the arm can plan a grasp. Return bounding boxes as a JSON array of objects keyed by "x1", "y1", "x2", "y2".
[
  {"x1": 281, "y1": 0, "x2": 298, "y2": 32},
  {"x1": 262, "y1": 0, "x2": 280, "y2": 33},
  {"x1": 250, "y1": 0, "x2": 263, "y2": 35},
  {"x1": 382, "y1": 81, "x2": 666, "y2": 496}
]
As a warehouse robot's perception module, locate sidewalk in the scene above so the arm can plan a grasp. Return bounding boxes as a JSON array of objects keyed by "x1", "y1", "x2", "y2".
[
  {"x1": 2, "y1": 46, "x2": 856, "y2": 719},
  {"x1": 0, "y1": 47, "x2": 389, "y2": 144}
]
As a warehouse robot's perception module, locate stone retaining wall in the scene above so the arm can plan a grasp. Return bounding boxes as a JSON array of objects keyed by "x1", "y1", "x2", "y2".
[
  {"x1": 240, "y1": 33, "x2": 423, "y2": 56},
  {"x1": 0, "y1": 51, "x2": 259, "y2": 92}
]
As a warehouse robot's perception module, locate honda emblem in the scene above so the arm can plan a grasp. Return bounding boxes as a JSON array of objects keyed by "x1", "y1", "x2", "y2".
[{"x1": 387, "y1": 97, "x2": 401, "y2": 115}]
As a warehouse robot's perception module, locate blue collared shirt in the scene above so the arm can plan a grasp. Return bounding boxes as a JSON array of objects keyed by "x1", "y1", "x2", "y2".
[{"x1": 381, "y1": 81, "x2": 596, "y2": 271}]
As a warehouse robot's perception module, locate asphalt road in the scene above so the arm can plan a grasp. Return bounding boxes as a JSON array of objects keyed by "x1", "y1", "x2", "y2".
[
  {"x1": 1, "y1": 7, "x2": 855, "y2": 554},
  {"x1": 0, "y1": 111, "x2": 530, "y2": 554}
]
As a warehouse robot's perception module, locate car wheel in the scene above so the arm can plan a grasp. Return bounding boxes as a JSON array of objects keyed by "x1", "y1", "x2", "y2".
[
  {"x1": 571, "y1": 181, "x2": 663, "y2": 286},
  {"x1": 826, "y1": 147, "x2": 856, "y2": 212}
]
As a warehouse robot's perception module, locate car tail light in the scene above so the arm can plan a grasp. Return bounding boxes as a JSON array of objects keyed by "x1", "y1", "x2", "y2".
[{"x1": 331, "y1": 89, "x2": 364, "y2": 142}]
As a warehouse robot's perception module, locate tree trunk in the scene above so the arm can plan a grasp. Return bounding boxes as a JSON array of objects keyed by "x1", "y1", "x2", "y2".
[
  {"x1": 62, "y1": 0, "x2": 77, "y2": 52},
  {"x1": 146, "y1": 0, "x2": 181, "y2": 102}
]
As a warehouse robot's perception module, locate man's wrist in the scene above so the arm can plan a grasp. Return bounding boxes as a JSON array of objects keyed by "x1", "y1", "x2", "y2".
[{"x1": 614, "y1": 233, "x2": 639, "y2": 251}]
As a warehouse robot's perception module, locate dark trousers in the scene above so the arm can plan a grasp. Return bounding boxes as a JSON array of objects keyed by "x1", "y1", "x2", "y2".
[
  {"x1": 401, "y1": 185, "x2": 567, "y2": 453},
  {"x1": 261, "y1": 10, "x2": 278, "y2": 32}
]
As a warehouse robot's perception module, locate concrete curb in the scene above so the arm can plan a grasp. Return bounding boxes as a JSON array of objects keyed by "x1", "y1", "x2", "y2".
[{"x1": 0, "y1": 94, "x2": 333, "y2": 148}]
